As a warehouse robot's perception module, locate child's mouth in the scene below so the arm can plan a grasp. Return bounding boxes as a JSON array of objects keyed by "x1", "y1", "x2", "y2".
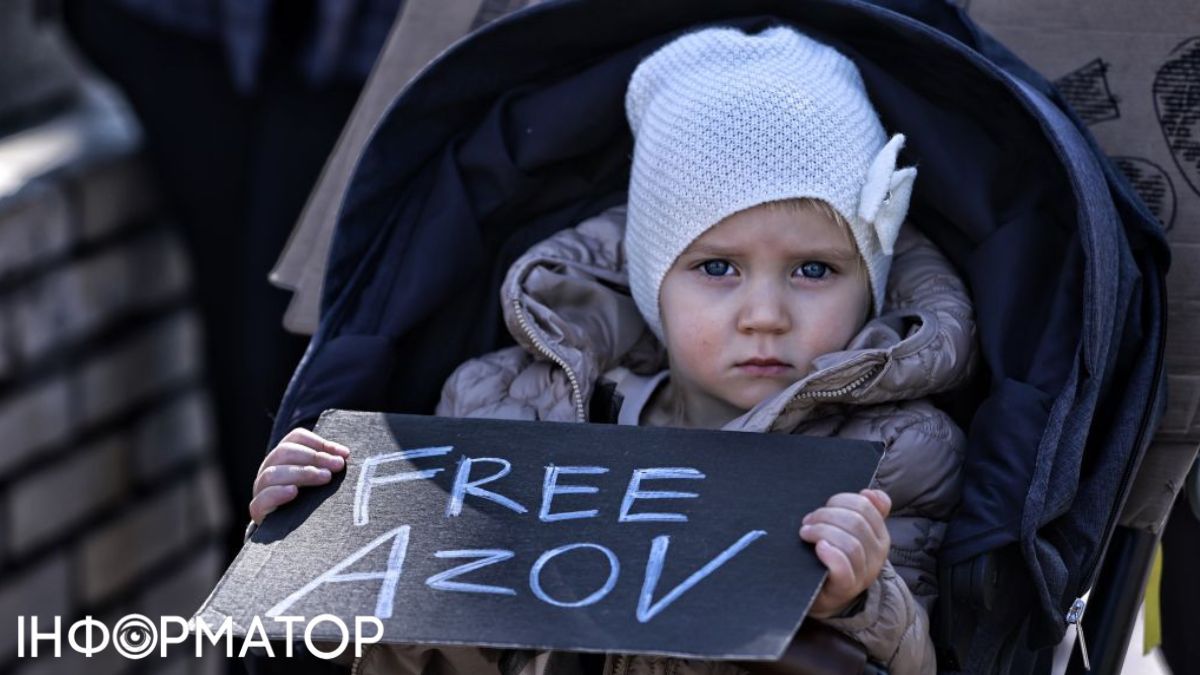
[{"x1": 736, "y1": 358, "x2": 793, "y2": 376}]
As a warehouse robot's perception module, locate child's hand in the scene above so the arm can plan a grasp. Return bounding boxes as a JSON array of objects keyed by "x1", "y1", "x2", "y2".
[
  {"x1": 800, "y1": 489, "x2": 892, "y2": 619},
  {"x1": 249, "y1": 428, "x2": 350, "y2": 525}
]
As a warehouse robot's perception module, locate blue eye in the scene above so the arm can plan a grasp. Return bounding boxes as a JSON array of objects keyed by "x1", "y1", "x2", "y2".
[
  {"x1": 798, "y1": 262, "x2": 830, "y2": 279},
  {"x1": 700, "y1": 260, "x2": 735, "y2": 276}
]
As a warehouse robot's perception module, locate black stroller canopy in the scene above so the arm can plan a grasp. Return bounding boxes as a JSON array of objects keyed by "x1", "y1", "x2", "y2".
[{"x1": 276, "y1": 0, "x2": 1169, "y2": 670}]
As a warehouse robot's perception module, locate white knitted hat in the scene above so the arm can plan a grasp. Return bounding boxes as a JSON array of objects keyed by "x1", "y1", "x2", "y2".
[{"x1": 624, "y1": 26, "x2": 917, "y2": 339}]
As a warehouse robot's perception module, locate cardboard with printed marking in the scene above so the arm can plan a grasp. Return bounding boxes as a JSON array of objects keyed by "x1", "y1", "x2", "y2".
[
  {"x1": 965, "y1": 0, "x2": 1200, "y2": 446},
  {"x1": 964, "y1": 0, "x2": 1200, "y2": 534},
  {"x1": 195, "y1": 410, "x2": 881, "y2": 659}
]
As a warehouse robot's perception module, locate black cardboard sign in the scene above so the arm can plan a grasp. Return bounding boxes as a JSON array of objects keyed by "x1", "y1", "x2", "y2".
[{"x1": 196, "y1": 410, "x2": 881, "y2": 660}]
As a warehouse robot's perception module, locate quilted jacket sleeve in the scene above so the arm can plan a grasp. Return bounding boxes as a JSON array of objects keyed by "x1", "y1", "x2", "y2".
[
  {"x1": 435, "y1": 345, "x2": 577, "y2": 422},
  {"x1": 819, "y1": 404, "x2": 966, "y2": 675},
  {"x1": 820, "y1": 560, "x2": 936, "y2": 675}
]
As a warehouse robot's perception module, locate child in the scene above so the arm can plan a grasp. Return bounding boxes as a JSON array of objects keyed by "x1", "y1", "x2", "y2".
[{"x1": 250, "y1": 26, "x2": 974, "y2": 675}]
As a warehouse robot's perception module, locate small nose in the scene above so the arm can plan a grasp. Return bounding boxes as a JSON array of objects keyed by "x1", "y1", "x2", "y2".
[{"x1": 736, "y1": 281, "x2": 791, "y2": 334}]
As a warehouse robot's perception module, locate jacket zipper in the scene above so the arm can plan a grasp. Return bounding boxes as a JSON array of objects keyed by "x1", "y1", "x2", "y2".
[
  {"x1": 512, "y1": 298, "x2": 586, "y2": 422},
  {"x1": 789, "y1": 362, "x2": 883, "y2": 402}
]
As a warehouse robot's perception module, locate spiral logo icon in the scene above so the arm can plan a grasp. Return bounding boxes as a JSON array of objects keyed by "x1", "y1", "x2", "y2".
[{"x1": 112, "y1": 614, "x2": 157, "y2": 659}]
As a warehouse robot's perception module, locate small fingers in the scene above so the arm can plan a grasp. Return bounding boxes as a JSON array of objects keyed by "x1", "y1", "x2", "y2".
[
  {"x1": 253, "y1": 464, "x2": 333, "y2": 497},
  {"x1": 249, "y1": 485, "x2": 298, "y2": 525},
  {"x1": 280, "y1": 428, "x2": 351, "y2": 457},
  {"x1": 815, "y1": 540, "x2": 857, "y2": 593},
  {"x1": 800, "y1": 522, "x2": 868, "y2": 573},
  {"x1": 861, "y1": 489, "x2": 892, "y2": 518},
  {"x1": 263, "y1": 442, "x2": 346, "y2": 472},
  {"x1": 803, "y1": 508, "x2": 884, "y2": 555},
  {"x1": 815, "y1": 493, "x2": 889, "y2": 543}
]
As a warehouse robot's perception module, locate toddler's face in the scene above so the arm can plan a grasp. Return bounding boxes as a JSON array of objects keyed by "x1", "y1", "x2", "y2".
[{"x1": 658, "y1": 203, "x2": 871, "y2": 422}]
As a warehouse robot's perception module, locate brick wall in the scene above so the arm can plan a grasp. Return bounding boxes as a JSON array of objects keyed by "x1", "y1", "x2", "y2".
[{"x1": 1, "y1": 81, "x2": 230, "y2": 673}]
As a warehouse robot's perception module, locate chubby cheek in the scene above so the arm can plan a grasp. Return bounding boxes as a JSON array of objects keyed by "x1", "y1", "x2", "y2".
[
  {"x1": 790, "y1": 291, "x2": 868, "y2": 359},
  {"x1": 805, "y1": 307, "x2": 856, "y2": 351},
  {"x1": 659, "y1": 277, "x2": 728, "y2": 380},
  {"x1": 662, "y1": 305, "x2": 724, "y2": 375}
]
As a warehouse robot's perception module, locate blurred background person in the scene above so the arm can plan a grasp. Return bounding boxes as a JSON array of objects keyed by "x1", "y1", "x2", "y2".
[{"x1": 62, "y1": 0, "x2": 404, "y2": 556}]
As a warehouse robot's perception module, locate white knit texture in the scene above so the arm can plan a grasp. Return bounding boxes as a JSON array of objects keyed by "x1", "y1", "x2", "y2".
[{"x1": 624, "y1": 26, "x2": 916, "y2": 338}]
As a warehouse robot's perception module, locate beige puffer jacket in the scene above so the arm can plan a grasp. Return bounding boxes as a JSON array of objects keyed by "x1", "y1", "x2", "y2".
[{"x1": 353, "y1": 205, "x2": 976, "y2": 675}]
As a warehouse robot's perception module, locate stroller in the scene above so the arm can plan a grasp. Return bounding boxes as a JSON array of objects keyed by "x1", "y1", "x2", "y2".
[{"x1": 266, "y1": 0, "x2": 1172, "y2": 672}]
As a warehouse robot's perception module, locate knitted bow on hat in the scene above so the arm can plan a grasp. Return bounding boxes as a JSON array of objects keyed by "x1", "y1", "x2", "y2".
[{"x1": 858, "y1": 134, "x2": 917, "y2": 257}]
